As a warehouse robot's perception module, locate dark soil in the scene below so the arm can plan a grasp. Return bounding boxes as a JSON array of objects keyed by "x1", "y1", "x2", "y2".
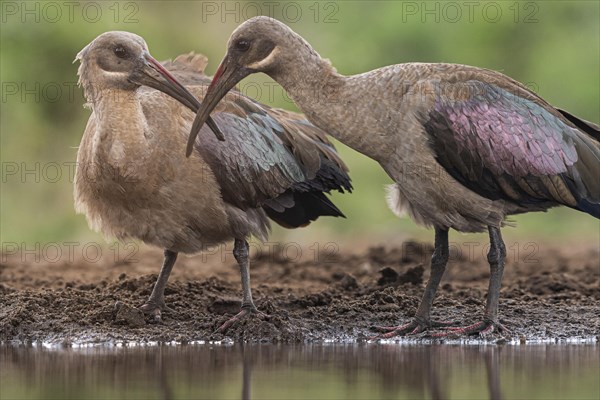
[{"x1": 1, "y1": 240, "x2": 598, "y2": 344}]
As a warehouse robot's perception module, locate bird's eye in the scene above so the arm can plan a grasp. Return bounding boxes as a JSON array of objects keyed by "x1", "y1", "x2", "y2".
[
  {"x1": 234, "y1": 39, "x2": 251, "y2": 52},
  {"x1": 114, "y1": 46, "x2": 127, "y2": 59}
]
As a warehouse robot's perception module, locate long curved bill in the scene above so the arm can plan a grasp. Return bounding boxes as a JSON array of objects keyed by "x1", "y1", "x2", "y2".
[
  {"x1": 186, "y1": 55, "x2": 251, "y2": 157},
  {"x1": 129, "y1": 52, "x2": 225, "y2": 142}
]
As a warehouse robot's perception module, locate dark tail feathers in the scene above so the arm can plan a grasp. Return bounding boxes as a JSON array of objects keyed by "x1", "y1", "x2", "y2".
[
  {"x1": 263, "y1": 191, "x2": 345, "y2": 228},
  {"x1": 574, "y1": 198, "x2": 600, "y2": 219},
  {"x1": 558, "y1": 108, "x2": 600, "y2": 219},
  {"x1": 557, "y1": 108, "x2": 600, "y2": 142}
]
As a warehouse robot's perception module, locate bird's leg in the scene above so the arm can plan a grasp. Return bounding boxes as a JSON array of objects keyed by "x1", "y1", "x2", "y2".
[
  {"x1": 372, "y1": 228, "x2": 455, "y2": 338},
  {"x1": 436, "y1": 226, "x2": 509, "y2": 337},
  {"x1": 217, "y1": 239, "x2": 269, "y2": 334},
  {"x1": 140, "y1": 249, "x2": 177, "y2": 323}
]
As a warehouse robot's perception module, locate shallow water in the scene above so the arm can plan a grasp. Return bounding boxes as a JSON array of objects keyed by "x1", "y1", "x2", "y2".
[{"x1": 1, "y1": 343, "x2": 598, "y2": 400}]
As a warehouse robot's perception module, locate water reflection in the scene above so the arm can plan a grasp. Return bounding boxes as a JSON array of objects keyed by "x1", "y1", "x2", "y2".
[{"x1": 1, "y1": 344, "x2": 598, "y2": 399}]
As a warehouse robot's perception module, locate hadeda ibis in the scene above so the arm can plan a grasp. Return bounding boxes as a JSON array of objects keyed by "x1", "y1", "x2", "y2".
[
  {"x1": 74, "y1": 31, "x2": 352, "y2": 331},
  {"x1": 188, "y1": 17, "x2": 600, "y2": 337}
]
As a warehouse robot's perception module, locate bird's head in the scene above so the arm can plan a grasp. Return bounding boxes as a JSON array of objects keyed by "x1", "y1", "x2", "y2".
[
  {"x1": 75, "y1": 31, "x2": 199, "y2": 112},
  {"x1": 185, "y1": 17, "x2": 296, "y2": 156},
  {"x1": 223, "y1": 16, "x2": 289, "y2": 74}
]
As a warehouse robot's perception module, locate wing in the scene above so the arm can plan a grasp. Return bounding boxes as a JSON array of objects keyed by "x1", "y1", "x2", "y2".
[
  {"x1": 424, "y1": 80, "x2": 600, "y2": 217},
  {"x1": 193, "y1": 108, "x2": 306, "y2": 209},
  {"x1": 164, "y1": 53, "x2": 351, "y2": 211},
  {"x1": 192, "y1": 96, "x2": 352, "y2": 211},
  {"x1": 228, "y1": 97, "x2": 352, "y2": 192}
]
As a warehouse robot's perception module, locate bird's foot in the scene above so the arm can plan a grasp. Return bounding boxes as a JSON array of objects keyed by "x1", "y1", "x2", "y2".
[
  {"x1": 432, "y1": 319, "x2": 509, "y2": 338},
  {"x1": 216, "y1": 305, "x2": 270, "y2": 334},
  {"x1": 139, "y1": 299, "x2": 174, "y2": 324},
  {"x1": 370, "y1": 317, "x2": 457, "y2": 339}
]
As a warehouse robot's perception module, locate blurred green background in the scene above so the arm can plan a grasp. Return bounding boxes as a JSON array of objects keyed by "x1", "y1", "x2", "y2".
[{"x1": 1, "y1": 0, "x2": 599, "y2": 250}]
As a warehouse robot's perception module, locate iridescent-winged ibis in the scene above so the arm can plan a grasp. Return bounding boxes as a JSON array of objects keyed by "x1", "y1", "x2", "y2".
[
  {"x1": 188, "y1": 17, "x2": 600, "y2": 337},
  {"x1": 74, "y1": 31, "x2": 352, "y2": 331}
]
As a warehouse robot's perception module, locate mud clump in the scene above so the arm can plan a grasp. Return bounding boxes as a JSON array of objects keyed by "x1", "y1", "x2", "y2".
[
  {"x1": 114, "y1": 302, "x2": 146, "y2": 327},
  {"x1": 377, "y1": 267, "x2": 399, "y2": 286},
  {"x1": 335, "y1": 273, "x2": 359, "y2": 291},
  {"x1": 0, "y1": 242, "x2": 598, "y2": 343},
  {"x1": 377, "y1": 265, "x2": 423, "y2": 286}
]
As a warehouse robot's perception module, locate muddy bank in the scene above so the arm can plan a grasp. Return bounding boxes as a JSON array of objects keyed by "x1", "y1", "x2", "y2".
[{"x1": 1, "y1": 241, "x2": 598, "y2": 344}]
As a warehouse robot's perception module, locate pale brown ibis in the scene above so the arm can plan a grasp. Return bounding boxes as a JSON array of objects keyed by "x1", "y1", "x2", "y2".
[
  {"x1": 74, "y1": 31, "x2": 352, "y2": 330},
  {"x1": 188, "y1": 17, "x2": 600, "y2": 337}
]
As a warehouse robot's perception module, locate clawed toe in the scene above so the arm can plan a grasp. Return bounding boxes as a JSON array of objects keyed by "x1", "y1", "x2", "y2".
[
  {"x1": 216, "y1": 306, "x2": 270, "y2": 334},
  {"x1": 370, "y1": 322, "x2": 424, "y2": 338},
  {"x1": 432, "y1": 320, "x2": 509, "y2": 338},
  {"x1": 139, "y1": 300, "x2": 173, "y2": 323},
  {"x1": 370, "y1": 318, "x2": 456, "y2": 339}
]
